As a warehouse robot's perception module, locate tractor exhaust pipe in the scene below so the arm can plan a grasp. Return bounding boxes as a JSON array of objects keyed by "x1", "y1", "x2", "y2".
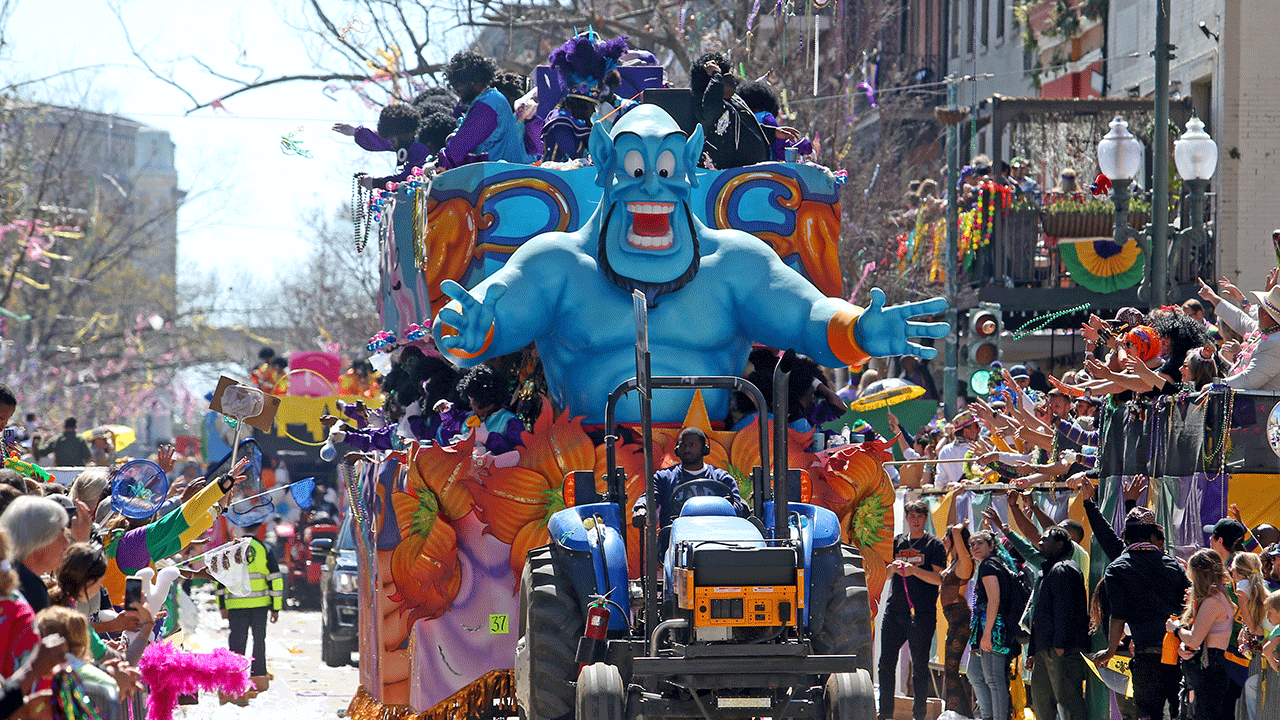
[{"x1": 772, "y1": 350, "x2": 795, "y2": 540}]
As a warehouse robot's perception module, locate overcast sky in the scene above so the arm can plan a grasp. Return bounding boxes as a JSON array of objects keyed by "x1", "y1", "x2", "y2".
[{"x1": 3, "y1": 0, "x2": 458, "y2": 297}]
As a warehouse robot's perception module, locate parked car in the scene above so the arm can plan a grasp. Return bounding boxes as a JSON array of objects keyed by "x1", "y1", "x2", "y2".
[
  {"x1": 319, "y1": 513, "x2": 358, "y2": 667},
  {"x1": 285, "y1": 511, "x2": 338, "y2": 608}
]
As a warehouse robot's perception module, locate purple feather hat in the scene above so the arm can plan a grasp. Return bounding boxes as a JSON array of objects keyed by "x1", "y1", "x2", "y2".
[{"x1": 548, "y1": 35, "x2": 630, "y2": 102}]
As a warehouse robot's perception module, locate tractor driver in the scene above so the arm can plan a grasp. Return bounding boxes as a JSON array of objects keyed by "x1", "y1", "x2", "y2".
[{"x1": 632, "y1": 427, "x2": 750, "y2": 529}]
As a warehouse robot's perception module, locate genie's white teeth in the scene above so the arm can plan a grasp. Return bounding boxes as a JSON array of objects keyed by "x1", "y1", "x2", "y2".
[
  {"x1": 626, "y1": 228, "x2": 674, "y2": 250},
  {"x1": 626, "y1": 202, "x2": 675, "y2": 214}
]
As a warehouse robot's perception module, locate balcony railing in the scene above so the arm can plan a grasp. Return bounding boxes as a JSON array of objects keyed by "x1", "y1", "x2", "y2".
[{"x1": 970, "y1": 190, "x2": 1216, "y2": 290}]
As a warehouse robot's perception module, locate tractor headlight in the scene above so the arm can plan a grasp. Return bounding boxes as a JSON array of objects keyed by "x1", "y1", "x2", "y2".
[{"x1": 336, "y1": 571, "x2": 358, "y2": 594}]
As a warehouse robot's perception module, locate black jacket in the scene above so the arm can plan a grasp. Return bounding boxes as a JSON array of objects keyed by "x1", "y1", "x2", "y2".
[
  {"x1": 1030, "y1": 556, "x2": 1089, "y2": 655},
  {"x1": 1101, "y1": 546, "x2": 1190, "y2": 652},
  {"x1": 1083, "y1": 497, "x2": 1126, "y2": 562},
  {"x1": 696, "y1": 73, "x2": 768, "y2": 170}
]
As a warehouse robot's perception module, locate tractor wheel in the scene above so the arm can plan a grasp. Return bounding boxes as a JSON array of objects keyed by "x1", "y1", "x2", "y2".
[
  {"x1": 824, "y1": 669, "x2": 874, "y2": 720},
  {"x1": 575, "y1": 663, "x2": 624, "y2": 720},
  {"x1": 515, "y1": 546, "x2": 582, "y2": 720},
  {"x1": 811, "y1": 544, "x2": 873, "y2": 673}
]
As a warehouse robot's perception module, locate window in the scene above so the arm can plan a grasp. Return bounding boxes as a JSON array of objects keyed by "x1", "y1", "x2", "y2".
[
  {"x1": 997, "y1": 0, "x2": 1005, "y2": 39},
  {"x1": 951, "y1": 0, "x2": 961, "y2": 57},
  {"x1": 981, "y1": 0, "x2": 990, "y2": 48},
  {"x1": 967, "y1": 0, "x2": 976, "y2": 54}
]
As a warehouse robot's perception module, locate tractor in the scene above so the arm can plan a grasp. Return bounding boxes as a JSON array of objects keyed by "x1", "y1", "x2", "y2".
[{"x1": 514, "y1": 294, "x2": 875, "y2": 720}]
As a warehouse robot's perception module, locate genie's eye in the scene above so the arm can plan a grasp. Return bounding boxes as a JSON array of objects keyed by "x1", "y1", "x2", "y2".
[
  {"x1": 656, "y1": 150, "x2": 675, "y2": 178},
  {"x1": 624, "y1": 150, "x2": 644, "y2": 177}
]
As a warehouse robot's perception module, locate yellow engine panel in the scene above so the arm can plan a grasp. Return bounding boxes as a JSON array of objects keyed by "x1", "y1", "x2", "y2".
[{"x1": 674, "y1": 569, "x2": 805, "y2": 628}]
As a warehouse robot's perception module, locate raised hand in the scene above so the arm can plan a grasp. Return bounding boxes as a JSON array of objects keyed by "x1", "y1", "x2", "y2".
[
  {"x1": 853, "y1": 288, "x2": 949, "y2": 359},
  {"x1": 1219, "y1": 275, "x2": 1246, "y2": 303},
  {"x1": 1198, "y1": 277, "x2": 1221, "y2": 305},
  {"x1": 1124, "y1": 474, "x2": 1148, "y2": 504},
  {"x1": 1269, "y1": 267, "x2": 1279, "y2": 292},
  {"x1": 436, "y1": 280, "x2": 507, "y2": 358},
  {"x1": 157, "y1": 444, "x2": 175, "y2": 474}
]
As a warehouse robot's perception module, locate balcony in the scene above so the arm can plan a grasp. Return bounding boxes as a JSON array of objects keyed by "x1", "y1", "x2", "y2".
[{"x1": 962, "y1": 186, "x2": 1215, "y2": 315}]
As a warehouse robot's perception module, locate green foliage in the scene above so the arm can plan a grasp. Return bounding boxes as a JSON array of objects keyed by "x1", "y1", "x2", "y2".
[{"x1": 1045, "y1": 195, "x2": 1148, "y2": 214}]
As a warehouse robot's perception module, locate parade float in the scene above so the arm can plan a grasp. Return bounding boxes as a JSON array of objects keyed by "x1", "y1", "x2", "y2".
[{"x1": 337, "y1": 101, "x2": 945, "y2": 720}]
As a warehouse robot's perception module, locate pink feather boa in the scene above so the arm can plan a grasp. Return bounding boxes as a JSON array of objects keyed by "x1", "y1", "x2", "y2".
[{"x1": 137, "y1": 641, "x2": 252, "y2": 720}]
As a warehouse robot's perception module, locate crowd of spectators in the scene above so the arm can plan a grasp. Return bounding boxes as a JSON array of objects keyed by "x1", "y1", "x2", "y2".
[
  {"x1": 866, "y1": 267, "x2": 1280, "y2": 720},
  {"x1": 0, "y1": 387, "x2": 256, "y2": 717}
]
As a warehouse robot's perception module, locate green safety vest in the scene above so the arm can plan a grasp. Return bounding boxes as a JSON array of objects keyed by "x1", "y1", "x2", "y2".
[{"x1": 216, "y1": 537, "x2": 283, "y2": 611}]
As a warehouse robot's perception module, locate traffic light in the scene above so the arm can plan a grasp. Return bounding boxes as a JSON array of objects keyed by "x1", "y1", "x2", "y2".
[{"x1": 967, "y1": 302, "x2": 1003, "y2": 367}]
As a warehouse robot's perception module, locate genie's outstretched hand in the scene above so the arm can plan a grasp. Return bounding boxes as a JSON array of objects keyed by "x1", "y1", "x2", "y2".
[
  {"x1": 853, "y1": 288, "x2": 949, "y2": 359},
  {"x1": 436, "y1": 280, "x2": 507, "y2": 359}
]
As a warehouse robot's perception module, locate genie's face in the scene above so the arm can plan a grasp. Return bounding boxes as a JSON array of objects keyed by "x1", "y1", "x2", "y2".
[{"x1": 589, "y1": 106, "x2": 704, "y2": 286}]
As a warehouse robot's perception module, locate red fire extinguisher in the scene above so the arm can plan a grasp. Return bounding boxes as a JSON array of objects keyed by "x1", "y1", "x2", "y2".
[{"x1": 576, "y1": 599, "x2": 611, "y2": 671}]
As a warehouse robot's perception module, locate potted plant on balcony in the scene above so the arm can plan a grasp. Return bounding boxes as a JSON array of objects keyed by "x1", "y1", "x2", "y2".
[{"x1": 1041, "y1": 195, "x2": 1149, "y2": 237}]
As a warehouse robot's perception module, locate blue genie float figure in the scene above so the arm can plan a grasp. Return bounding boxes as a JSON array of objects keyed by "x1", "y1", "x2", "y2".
[{"x1": 432, "y1": 104, "x2": 948, "y2": 424}]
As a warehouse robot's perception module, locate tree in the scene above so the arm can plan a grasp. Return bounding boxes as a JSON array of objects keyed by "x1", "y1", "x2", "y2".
[
  {"x1": 0, "y1": 100, "x2": 236, "y2": 425},
  {"x1": 259, "y1": 205, "x2": 381, "y2": 359}
]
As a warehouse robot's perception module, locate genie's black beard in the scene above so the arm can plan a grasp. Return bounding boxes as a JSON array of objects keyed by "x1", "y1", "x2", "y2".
[{"x1": 597, "y1": 202, "x2": 700, "y2": 308}]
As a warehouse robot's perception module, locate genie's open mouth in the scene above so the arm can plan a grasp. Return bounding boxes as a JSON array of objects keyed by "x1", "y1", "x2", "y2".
[{"x1": 626, "y1": 202, "x2": 675, "y2": 250}]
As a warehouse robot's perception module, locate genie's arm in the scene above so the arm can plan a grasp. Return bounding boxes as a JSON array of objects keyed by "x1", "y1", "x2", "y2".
[
  {"x1": 433, "y1": 241, "x2": 567, "y2": 367},
  {"x1": 731, "y1": 241, "x2": 869, "y2": 368}
]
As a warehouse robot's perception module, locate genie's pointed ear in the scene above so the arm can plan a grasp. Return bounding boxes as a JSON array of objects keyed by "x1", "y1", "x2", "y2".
[
  {"x1": 590, "y1": 123, "x2": 616, "y2": 188},
  {"x1": 684, "y1": 124, "x2": 704, "y2": 188}
]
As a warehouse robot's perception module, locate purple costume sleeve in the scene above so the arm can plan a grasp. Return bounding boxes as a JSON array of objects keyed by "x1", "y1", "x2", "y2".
[
  {"x1": 114, "y1": 528, "x2": 152, "y2": 573},
  {"x1": 341, "y1": 426, "x2": 397, "y2": 453},
  {"x1": 524, "y1": 116, "x2": 545, "y2": 158},
  {"x1": 788, "y1": 137, "x2": 813, "y2": 156},
  {"x1": 439, "y1": 102, "x2": 499, "y2": 170},
  {"x1": 481, "y1": 417, "x2": 527, "y2": 455},
  {"x1": 436, "y1": 406, "x2": 467, "y2": 445},
  {"x1": 354, "y1": 127, "x2": 394, "y2": 152}
]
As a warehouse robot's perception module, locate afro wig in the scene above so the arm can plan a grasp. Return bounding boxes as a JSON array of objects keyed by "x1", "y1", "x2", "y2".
[
  {"x1": 492, "y1": 71, "x2": 528, "y2": 107},
  {"x1": 376, "y1": 103, "x2": 421, "y2": 140},
  {"x1": 456, "y1": 364, "x2": 511, "y2": 412},
  {"x1": 411, "y1": 86, "x2": 459, "y2": 111},
  {"x1": 690, "y1": 52, "x2": 728, "y2": 96},
  {"x1": 445, "y1": 52, "x2": 497, "y2": 89},
  {"x1": 735, "y1": 80, "x2": 780, "y2": 116},
  {"x1": 417, "y1": 111, "x2": 458, "y2": 154}
]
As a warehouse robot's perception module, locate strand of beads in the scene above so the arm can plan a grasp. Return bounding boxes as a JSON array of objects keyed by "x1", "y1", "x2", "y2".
[
  {"x1": 1011, "y1": 302, "x2": 1092, "y2": 341},
  {"x1": 368, "y1": 166, "x2": 434, "y2": 225}
]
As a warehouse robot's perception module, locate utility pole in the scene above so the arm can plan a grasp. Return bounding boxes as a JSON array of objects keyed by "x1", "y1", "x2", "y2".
[
  {"x1": 1151, "y1": 0, "x2": 1172, "y2": 305},
  {"x1": 943, "y1": 81, "x2": 960, "y2": 421}
]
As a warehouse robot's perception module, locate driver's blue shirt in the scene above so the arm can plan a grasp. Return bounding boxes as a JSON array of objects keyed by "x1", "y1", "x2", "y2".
[{"x1": 635, "y1": 463, "x2": 749, "y2": 528}]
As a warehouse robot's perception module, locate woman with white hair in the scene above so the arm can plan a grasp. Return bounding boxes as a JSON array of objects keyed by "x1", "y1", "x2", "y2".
[{"x1": 0, "y1": 495, "x2": 69, "y2": 612}]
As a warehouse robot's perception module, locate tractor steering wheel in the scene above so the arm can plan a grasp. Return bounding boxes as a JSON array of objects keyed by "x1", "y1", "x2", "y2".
[{"x1": 668, "y1": 477, "x2": 736, "y2": 519}]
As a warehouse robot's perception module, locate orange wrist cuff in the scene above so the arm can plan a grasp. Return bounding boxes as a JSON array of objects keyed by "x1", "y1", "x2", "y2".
[{"x1": 827, "y1": 306, "x2": 870, "y2": 367}]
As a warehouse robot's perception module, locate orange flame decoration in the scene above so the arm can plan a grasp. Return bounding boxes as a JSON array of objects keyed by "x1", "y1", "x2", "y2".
[
  {"x1": 398, "y1": 392, "x2": 894, "y2": 618},
  {"x1": 422, "y1": 177, "x2": 572, "y2": 312},
  {"x1": 811, "y1": 441, "x2": 897, "y2": 617}
]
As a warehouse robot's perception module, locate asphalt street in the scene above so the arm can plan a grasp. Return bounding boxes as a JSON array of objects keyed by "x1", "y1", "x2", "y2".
[{"x1": 170, "y1": 588, "x2": 360, "y2": 719}]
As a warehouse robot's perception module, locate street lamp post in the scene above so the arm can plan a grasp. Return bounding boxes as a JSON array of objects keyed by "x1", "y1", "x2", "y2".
[
  {"x1": 1171, "y1": 116, "x2": 1219, "y2": 277},
  {"x1": 1098, "y1": 116, "x2": 1216, "y2": 304}
]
